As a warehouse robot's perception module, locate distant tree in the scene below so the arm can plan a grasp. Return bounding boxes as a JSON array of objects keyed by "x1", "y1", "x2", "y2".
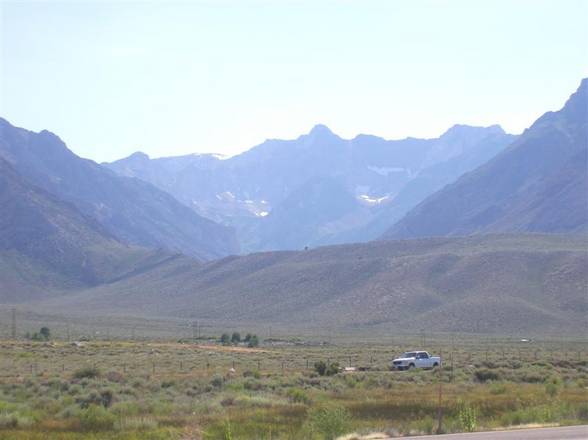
[
  {"x1": 326, "y1": 362, "x2": 340, "y2": 376},
  {"x1": 244, "y1": 333, "x2": 252, "y2": 343},
  {"x1": 247, "y1": 335, "x2": 259, "y2": 348},
  {"x1": 314, "y1": 360, "x2": 327, "y2": 376},
  {"x1": 231, "y1": 332, "x2": 241, "y2": 344},
  {"x1": 314, "y1": 360, "x2": 339, "y2": 376},
  {"x1": 40, "y1": 327, "x2": 50, "y2": 340},
  {"x1": 220, "y1": 333, "x2": 230, "y2": 345}
]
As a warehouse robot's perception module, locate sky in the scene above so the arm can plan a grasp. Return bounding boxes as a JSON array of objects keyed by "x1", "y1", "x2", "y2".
[{"x1": 0, "y1": 0, "x2": 587, "y2": 163}]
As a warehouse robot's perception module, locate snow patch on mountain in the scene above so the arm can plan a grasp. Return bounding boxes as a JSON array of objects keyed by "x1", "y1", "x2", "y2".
[
  {"x1": 368, "y1": 166, "x2": 407, "y2": 176},
  {"x1": 357, "y1": 194, "x2": 390, "y2": 206}
]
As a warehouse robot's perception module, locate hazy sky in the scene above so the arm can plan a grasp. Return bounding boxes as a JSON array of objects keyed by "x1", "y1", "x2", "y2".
[{"x1": 1, "y1": 0, "x2": 586, "y2": 162}]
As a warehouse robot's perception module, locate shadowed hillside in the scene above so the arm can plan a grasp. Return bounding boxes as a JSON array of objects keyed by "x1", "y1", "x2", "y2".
[
  {"x1": 0, "y1": 158, "x2": 178, "y2": 303},
  {"x1": 0, "y1": 118, "x2": 239, "y2": 260},
  {"x1": 36, "y1": 234, "x2": 587, "y2": 335},
  {"x1": 384, "y1": 79, "x2": 588, "y2": 239}
]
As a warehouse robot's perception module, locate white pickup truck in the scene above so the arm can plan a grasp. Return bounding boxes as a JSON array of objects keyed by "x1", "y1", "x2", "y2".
[{"x1": 391, "y1": 351, "x2": 441, "y2": 370}]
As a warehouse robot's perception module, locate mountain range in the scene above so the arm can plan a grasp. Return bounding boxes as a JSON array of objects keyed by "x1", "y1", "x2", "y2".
[
  {"x1": 0, "y1": 79, "x2": 586, "y2": 335},
  {"x1": 107, "y1": 123, "x2": 516, "y2": 252}
]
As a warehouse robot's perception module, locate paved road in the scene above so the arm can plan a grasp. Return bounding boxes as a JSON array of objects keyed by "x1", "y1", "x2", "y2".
[{"x1": 391, "y1": 425, "x2": 588, "y2": 440}]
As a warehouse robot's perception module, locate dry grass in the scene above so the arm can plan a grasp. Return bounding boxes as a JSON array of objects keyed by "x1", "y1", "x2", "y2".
[{"x1": 0, "y1": 336, "x2": 586, "y2": 439}]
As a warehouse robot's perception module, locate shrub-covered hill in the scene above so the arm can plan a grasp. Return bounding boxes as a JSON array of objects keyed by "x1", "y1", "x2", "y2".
[{"x1": 37, "y1": 234, "x2": 588, "y2": 335}]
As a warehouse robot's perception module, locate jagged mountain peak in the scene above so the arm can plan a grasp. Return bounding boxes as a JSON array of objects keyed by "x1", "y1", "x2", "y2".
[
  {"x1": 440, "y1": 124, "x2": 505, "y2": 140},
  {"x1": 308, "y1": 123, "x2": 334, "y2": 136},
  {"x1": 304, "y1": 124, "x2": 340, "y2": 143},
  {"x1": 129, "y1": 151, "x2": 150, "y2": 160},
  {"x1": 106, "y1": 120, "x2": 516, "y2": 251}
]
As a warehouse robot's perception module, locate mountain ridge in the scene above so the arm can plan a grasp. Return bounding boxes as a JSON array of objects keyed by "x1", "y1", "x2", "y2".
[
  {"x1": 0, "y1": 117, "x2": 239, "y2": 260},
  {"x1": 34, "y1": 233, "x2": 588, "y2": 336},
  {"x1": 107, "y1": 123, "x2": 516, "y2": 252},
  {"x1": 0, "y1": 156, "x2": 176, "y2": 303},
  {"x1": 383, "y1": 78, "x2": 588, "y2": 239}
]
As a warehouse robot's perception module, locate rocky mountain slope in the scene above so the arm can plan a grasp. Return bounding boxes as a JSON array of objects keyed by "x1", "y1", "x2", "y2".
[
  {"x1": 0, "y1": 157, "x2": 176, "y2": 303},
  {"x1": 384, "y1": 79, "x2": 588, "y2": 239},
  {"x1": 0, "y1": 118, "x2": 239, "y2": 259}
]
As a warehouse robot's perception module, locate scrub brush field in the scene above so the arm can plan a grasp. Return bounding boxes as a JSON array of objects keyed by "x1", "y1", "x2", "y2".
[{"x1": 0, "y1": 334, "x2": 587, "y2": 439}]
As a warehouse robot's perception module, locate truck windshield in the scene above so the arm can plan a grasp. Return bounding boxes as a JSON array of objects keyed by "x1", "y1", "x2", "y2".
[{"x1": 401, "y1": 352, "x2": 416, "y2": 358}]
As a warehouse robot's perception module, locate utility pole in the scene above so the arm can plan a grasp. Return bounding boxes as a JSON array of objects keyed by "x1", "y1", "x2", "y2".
[
  {"x1": 11, "y1": 308, "x2": 16, "y2": 340},
  {"x1": 436, "y1": 350, "x2": 443, "y2": 434}
]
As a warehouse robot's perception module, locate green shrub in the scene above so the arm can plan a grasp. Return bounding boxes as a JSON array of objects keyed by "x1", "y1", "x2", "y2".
[
  {"x1": 99, "y1": 389, "x2": 114, "y2": 408},
  {"x1": 105, "y1": 371, "x2": 125, "y2": 383},
  {"x1": 160, "y1": 380, "x2": 175, "y2": 389},
  {"x1": 314, "y1": 361, "x2": 340, "y2": 376},
  {"x1": 73, "y1": 366, "x2": 101, "y2": 379},
  {"x1": 247, "y1": 335, "x2": 259, "y2": 347},
  {"x1": 518, "y1": 371, "x2": 544, "y2": 383},
  {"x1": 211, "y1": 376, "x2": 224, "y2": 388},
  {"x1": 474, "y1": 368, "x2": 500, "y2": 382},
  {"x1": 307, "y1": 405, "x2": 351, "y2": 440},
  {"x1": 40, "y1": 327, "x2": 51, "y2": 340},
  {"x1": 56, "y1": 404, "x2": 81, "y2": 419},
  {"x1": 111, "y1": 401, "x2": 142, "y2": 417},
  {"x1": 29, "y1": 327, "x2": 50, "y2": 341},
  {"x1": 286, "y1": 387, "x2": 311, "y2": 405},
  {"x1": 545, "y1": 382, "x2": 559, "y2": 398},
  {"x1": 458, "y1": 402, "x2": 477, "y2": 432},
  {"x1": 77, "y1": 389, "x2": 113, "y2": 409},
  {"x1": 314, "y1": 361, "x2": 327, "y2": 376},
  {"x1": 244, "y1": 379, "x2": 262, "y2": 391},
  {"x1": 79, "y1": 405, "x2": 116, "y2": 431},
  {"x1": 577, "y1": 403, "x2": 588, "y2": 421},
  {"x1": 0, "y1": 412, "x2": 34, "y2": 429},
  {"x1": 222, "y1": 419, "x2": 234, "y2": 440},
  {"x1": 326, "y1": 363, "x2": 340, "y2": 376},
  {"x1": 68, "y1": 384, "x2": 82, "y2": 395},
  {"x1": 489, "y1": 383, "x2": 507, "y2": 394},
  {"x1": 242, "y1": 370, "x2": 261, "y2": 379}
]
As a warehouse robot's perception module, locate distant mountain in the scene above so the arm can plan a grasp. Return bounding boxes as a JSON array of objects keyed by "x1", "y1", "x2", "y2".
[
  {"x1": 37, "y1": 234, "x2": 587, "y2": 335},
  {"x1": 0, "y1": 118, "x2": 239, "y2": 260},
  {"x1": 0, "y1": 157, "x2": 176, "y2": 303},
  {"x1": 384, "y1": 79, "x2": 588, "y2": 239},
  {"x1": 107, "y1": 124, "x2": 516, "y2": 251},
  {"x1": 256, "y1": 176, "x2": 361, "y2": 250}
]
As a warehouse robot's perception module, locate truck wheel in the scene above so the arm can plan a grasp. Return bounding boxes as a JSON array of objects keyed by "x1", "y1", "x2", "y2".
[
  {"x1": 433, "y1": 362, "x2": 439, "y2": 368},
  {"x1": 408, "y1": 363, "x2": 415, "y2": 370}
]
